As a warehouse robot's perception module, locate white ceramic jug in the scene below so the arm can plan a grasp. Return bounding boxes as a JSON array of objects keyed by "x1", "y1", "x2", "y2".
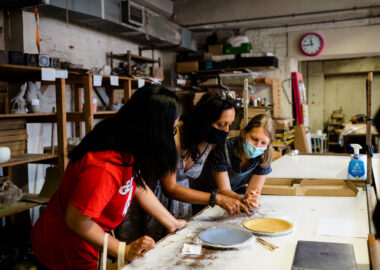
[{"x1": 0, "y1": 147, "x2": 11, "y2": 162}]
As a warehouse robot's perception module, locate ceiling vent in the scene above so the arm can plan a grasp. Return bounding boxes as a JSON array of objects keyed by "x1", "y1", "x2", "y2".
[{"x1": 121, "y1": 0, "x2": 145, "y2": 27}]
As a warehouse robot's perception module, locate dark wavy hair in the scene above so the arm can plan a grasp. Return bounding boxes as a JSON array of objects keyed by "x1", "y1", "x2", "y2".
[
  {"x1": 181, "y1": 91, "x2": 236, "y2": 161},
  {"x1": 68, "y1": 85, "x2": 182, "y2": 187}
]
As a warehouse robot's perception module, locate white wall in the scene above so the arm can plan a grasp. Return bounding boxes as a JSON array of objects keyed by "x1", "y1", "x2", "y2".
[
  {"x1": 288, "y1": 24, "x2": 380, "y2": 61},
  {"x1": 174, "y1": 0, "x2": 380, "y2": 125}
]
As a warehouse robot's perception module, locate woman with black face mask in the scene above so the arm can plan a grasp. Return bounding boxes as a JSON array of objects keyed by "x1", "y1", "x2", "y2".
[{"x1": 116, "y1": 91, "x2": 251, "y2": 243}]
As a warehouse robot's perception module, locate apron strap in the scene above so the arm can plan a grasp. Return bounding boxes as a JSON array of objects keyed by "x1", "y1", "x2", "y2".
[
  {"x1": 224, "y1": 143, "x2": 232, "y2": 169},
  {"x1": 101, "y1": 233, "x2": 110, "y2": 270},
  {"x1": 118, "y1": 241, "x2": 126, "y2": 269}
]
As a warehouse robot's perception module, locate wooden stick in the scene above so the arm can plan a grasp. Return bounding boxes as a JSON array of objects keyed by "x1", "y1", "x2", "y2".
[
  {"x1": 366, "y1": 72, "x2": 372, "y2": 186},
  {"x1": 256, "y1": 237, "x2": 278, "y2": 251},
  {"x1": 257, "y1": 237, "x2": 278, "y2": 249}
]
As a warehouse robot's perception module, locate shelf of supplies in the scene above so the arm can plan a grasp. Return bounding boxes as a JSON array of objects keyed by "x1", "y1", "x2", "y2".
[
  {"x1": 0, "y1": 201, "x2": 39, "y2": 218},
  {"x1": 110, "y1": 53, "x2": 159, "y2": 64},
  {"x1": 0, "y1": 64, "x2": 68, "y2": 82},
  {"x1": 273, "y1": 138, "x2": 294, "y2": 146},
  {"x1": 181, "y1": 66, "x2": 277, "y2": 74},
  {"x1": 0, "y1": 113, "x2": 56, "y2": 123},
  {"x1": 0, "y1": 64, "x2": 43, "y2": 82},
  {"x1": 0, "y1": 154, "x2": 57, "y2": 168}
]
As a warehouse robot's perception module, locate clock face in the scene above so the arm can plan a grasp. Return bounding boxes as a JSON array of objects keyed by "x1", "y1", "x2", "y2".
[{"x1": 300, "y1": 33, "x2": 324, "y2": 56}]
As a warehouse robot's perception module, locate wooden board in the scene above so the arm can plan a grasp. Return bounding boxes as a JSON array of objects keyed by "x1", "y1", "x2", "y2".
[
  {"x1": 262, "y1": 178, "x2": 358, "y2": 197},
  {"x1": 294, "y1": 124, "x2": 310, "y2": 153}
]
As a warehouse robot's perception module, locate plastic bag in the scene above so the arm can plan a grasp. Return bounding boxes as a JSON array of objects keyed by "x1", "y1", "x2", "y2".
[{"x1": 0, "y1": 178, "x2": 23, "y2": 208}]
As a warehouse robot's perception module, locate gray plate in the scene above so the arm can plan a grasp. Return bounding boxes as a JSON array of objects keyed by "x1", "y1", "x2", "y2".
[{"x1": 198, "y1": 227, "x2": 254, "y2": 249}]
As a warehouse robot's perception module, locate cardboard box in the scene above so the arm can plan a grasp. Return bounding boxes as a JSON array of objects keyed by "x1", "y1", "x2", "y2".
[
  {"x1": 208, "y1": 44, "x2": 224, "y2": 56},
  {"x1": 255, "y1": 78, "x2": 273, "y2": 85},
  {"x1": 153, "y1": 66, "x2": 164, "y2": 80},
  {"x1": 274, "y1": 118, "x2": 291, "y2": 130},
  {"x1": 262, "y1": 178, "x2": 358, "y2": 197},
  {"x1": 177, "y1": 61, "x2": 199, "y2": 73}
]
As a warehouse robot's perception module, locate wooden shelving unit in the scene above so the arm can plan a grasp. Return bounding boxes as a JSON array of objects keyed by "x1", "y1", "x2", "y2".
[
  {"x1": 0, "y1": 64, "x2": 68, "y2": 218},
  {"x1": 66, "y1": 73, "x2": 148, "y2": 137},
  {"x1": 109, "y1": 50, "x2": 161, "y2": 78}
]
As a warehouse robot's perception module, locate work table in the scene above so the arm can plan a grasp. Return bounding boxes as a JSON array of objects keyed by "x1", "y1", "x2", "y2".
[{"x1": 120, "y1": 189, "x2": 370, "y2": 270}]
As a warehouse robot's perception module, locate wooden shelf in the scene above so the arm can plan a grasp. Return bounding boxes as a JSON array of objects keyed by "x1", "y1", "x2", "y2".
[
  {"x1": 0, "y1": 201, "x2": 39, "y2": 218},
  {"x1": 94, "y1": 111, "x2": 117, "y2": 118},
  {"x1": 67, "y1": 112, "x2": 85, "y2": 122},
  {"x1": 0, "y1": 64, "x2": 68, "y2": 82},
  {"x1": 180, "y1": 66, "x2": 277, "y2": 74},
  {"x1": 67, "y1": 111, "x2": 117, "y2": 121},
  {"x1": 0, "y1": 112, "x2": 56, "y2": 123},
  {"x1": 0, "y1": 153, "x2": 57, "y2": 168},
  {"x1": 0, "y1": 64, "x2": 43, "y2": 82},
  {"x1": 110, "y1": 53, "x2": 159, "y2": 64}
]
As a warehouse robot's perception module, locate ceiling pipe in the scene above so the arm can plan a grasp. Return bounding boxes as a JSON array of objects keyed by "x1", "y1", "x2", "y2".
[
  {"x1": 183, "y1": 5, "x2": 380, "y2": 29},
  {"x1": 242, "y1": 15, "x2": 380, "y2": 33}
]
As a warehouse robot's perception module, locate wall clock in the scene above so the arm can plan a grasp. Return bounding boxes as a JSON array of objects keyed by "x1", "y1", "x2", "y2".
[{"x1": 300, "y1": 32, "x2": 324, "y2": 56}]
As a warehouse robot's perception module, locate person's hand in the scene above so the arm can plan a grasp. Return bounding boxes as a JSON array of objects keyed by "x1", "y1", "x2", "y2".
[
  {"x1": 167, "y1": 219, "x2": 188, "y2": 233},
  {"x1": 216, "y1": 194, "x2": 251, "y2": 216},
  {"x1": 242, "y1": 190, "x2": 260, "y2": 211},
  {"x1": 125, "y1": 236, "x2": 156, "y2": 262}
]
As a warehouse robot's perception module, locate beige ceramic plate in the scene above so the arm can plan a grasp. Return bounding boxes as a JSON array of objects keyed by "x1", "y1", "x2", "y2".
[{"x1": 242, "y1": 218, "x2": 293, "y2": 236}]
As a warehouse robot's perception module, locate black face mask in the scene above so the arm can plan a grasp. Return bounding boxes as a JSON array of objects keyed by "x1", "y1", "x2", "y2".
[{"x1": 204, "y1": 126, "x2": 228, "y2": 144}]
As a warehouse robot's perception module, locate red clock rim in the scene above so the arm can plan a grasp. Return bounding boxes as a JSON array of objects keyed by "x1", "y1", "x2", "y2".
[{"x1": 300, "y1": 32, "x2": 325, "y2": 56}]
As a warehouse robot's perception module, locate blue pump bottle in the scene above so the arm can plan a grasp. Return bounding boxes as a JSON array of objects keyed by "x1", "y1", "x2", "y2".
[{"x1": 347, "y1": 144, "x2": 366, "y2": 180}]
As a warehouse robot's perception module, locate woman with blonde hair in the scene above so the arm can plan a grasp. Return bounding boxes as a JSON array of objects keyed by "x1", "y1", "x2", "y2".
[{"x1": 192, "y1": 114, "x2": 275, "y2": 212}]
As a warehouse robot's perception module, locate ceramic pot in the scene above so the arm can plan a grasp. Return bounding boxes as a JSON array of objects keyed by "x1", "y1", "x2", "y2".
[
  {"x1": 30, "y1": 105, "x2": 40, "y2": 113},
  {"x1": 0, "y1": 147, "x2": 11, "y2": 163}
]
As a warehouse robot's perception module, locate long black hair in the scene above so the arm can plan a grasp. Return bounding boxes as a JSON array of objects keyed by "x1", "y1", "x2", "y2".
[
  {"x1": 181, "y1": 91, "x2": 235, "y2": 161},
  {"x1": 68, "y1": 85, "x2": 182, "y2": 187}
]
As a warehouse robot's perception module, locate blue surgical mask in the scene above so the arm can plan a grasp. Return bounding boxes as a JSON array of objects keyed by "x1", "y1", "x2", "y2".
[{"x1": 243, "y1": 139, "x2": 266, "y2": 158}]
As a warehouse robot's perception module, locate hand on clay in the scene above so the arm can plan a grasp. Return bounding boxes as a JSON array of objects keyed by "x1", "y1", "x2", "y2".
[
  {"x1": 125, "y1": 235, "x2": 156, "y2": 262},
  {"x1": 217, "y1": 194, "x2": 251, "y2": 216},
  {"x1": 168, "y1": 219, "x2": 188, "y2": 234},
  {"x1": 242, "y1": 190, "x2": 260, "y2": 210}
]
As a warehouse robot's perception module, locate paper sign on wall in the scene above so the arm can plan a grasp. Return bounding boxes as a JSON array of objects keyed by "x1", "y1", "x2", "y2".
[
  {"x1": 110, "y1": 76, "x2": 119, "y2": 86},
  {"x1": 93, "y1": 75, "x2": 102, "y2": 86},
  {"x1": 138, "y1": 79, "x2": 145, "y2": 88},
  {"x1": 41, "y1": 68, "x2": 56, "y2": 81},
  {"x1": 55, "y1": 70, "x2": 68, "y2": 79}
]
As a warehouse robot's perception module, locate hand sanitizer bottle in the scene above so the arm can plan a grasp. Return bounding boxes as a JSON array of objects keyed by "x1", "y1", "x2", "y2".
[{"x1": 348, "y1": 144, "x2": 366, "y2": 180}]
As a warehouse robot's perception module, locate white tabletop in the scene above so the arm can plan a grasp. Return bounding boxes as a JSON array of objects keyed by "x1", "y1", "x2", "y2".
[
  {"x1": 268, "y1": 154, "x2": 367, "y2": 180},
  {"x1": 122, "y1": 190, "x2": 369, "y2": 270}
]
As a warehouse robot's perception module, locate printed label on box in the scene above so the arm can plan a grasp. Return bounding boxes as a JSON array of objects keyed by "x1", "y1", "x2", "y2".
[
  {"x1": 41, "y1": 68, "x2": 56, "y2": 81},
  {"x1": 55, "y1": 70, "x2": 68, "y2": 79},
  {"x1": 110, "y1": 76, "x2": 119, "y2": 86},
  {"x1": 138, "y1": 79, "x2": 145, "y2": 88},
  {"x1": 93, "y1": 75, "x2": 102, "y2": 86}
]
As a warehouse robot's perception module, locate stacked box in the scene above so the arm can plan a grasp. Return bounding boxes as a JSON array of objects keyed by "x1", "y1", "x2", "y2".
[{"x1": 0, "y1": 119, "x2": 27, "y2": 156}]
